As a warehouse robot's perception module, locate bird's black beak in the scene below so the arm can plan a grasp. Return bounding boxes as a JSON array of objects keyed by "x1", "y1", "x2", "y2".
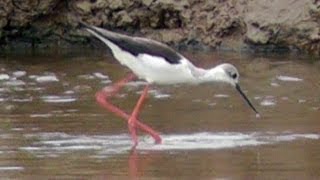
[{"x1": 235, "y1": 83, "x2": 259, "y2": 115}]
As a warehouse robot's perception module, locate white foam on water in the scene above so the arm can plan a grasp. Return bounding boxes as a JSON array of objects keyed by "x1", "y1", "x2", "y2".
[
  {"x1": 64, "y1": 90, "x2": 75, "y2": 94},
  {"x1": 148, "y1": 89, "x2": 171, "y2": 99},
  {"x1": 260, "y1": 96, "x2": 277, "y2": 106},
  {"x1": 21, "y1": 133, "x2": 132, "y2": 158},
  {"x1": 41, "y1": 95, "x2": 77, "y2": 103},
  {"x1": 154, "y1": 94, "x2": 171, "y2": 99},
  {"x1": 77, "y1": 74, "x2": 95, "y2": 80},
  {"x1": 139, "y1": 132, "x2": 267, "y2": 151},
  {"x1": 4, "y1": 80, "x2": 26, "y2": 86},
  {"x1": 26, "y1": 87, "x2": 45, "y2": 91},
  {"x1": 66, "y1": 109, "x2": 78, "y2": 113},
  {"x1": 214, "y1": 94, "x2": 230, "y2": 98},
  {"x1": 21, "y1": 132, "x2": 320, "y2": 158},
  {"x1": 11, "y1": 128, "x2": 24, "y2": 131},
  {"x1": 35, "y1": 75, "x2": 59, "y2": 83},
  {"x1": 276, "y1": 75, "x2": 303, "y2": 82},
  {"x1": 0, "y1": 87, "x2": 9, "y2": 92},
  {"x1": 260, "y1": 99, "x2": 276, "y2": 106},
  {"x1": 270, "y1": 82, "x2": 280, "y2": 87},
  {"x1": 30, "y1": 113, "x2": 53, "y2": 118},
  {"x1": 28, "y1": 75, "x2": 37, "y2": 79},
  {"x1": 125, "y1": 81, "x2": 148, "y2": 87},
  {"x1": 12, "y1": 71, "x2": 27, "y2": 78},
  {"x1": 100, "y1": 79, "x2": 112, "y2": 84},
  {"x1": 93, "y1": 72, "x2": 109, "y2": 79},
  {"x1": 0, "y1": 98, "x2": 8, "y2": 102},
  {"x1": 254, "y1": 96, "x2": 262, "y2": 100},
  {"x1": 0, "y1": 166, "x2": 24, "y2": 171},
  {"x1": 0, "y1": 74, "x2": 10, "y2": 80}
]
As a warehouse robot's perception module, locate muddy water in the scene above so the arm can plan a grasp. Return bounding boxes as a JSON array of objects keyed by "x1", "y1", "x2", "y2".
[{"x1": 0, "y1": 50, "x2": 319, "y2": 179}]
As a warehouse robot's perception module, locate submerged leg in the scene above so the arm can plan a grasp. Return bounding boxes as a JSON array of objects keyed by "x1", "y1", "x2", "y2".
[{"x1": 95, "y1": 73, "x2": 162, "y2": 144}]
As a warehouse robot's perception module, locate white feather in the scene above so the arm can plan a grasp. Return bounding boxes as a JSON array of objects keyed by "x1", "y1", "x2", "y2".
[
  {"x1": 86, "y1": 28, "x2": 200, "y2": 84},
  {"x1": 137, "y1": 54, "x2": 198, "y2": 84}
]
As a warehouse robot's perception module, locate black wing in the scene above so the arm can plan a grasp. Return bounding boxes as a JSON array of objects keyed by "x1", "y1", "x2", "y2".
[{"x1": 80, "y1": 22, "x2": 182, "y2": 64}]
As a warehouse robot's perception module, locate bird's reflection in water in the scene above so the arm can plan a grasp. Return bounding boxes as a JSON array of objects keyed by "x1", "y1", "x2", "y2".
[
  {"x1": 129, "y1": 147, "x2": 138, "y2": 179},
  {"x1": 128, "y1": 146, "x2": 158, "y2": 179}
]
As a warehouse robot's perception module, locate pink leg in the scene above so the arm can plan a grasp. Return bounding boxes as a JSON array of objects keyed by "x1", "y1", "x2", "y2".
[
  {"x1": 95, "y1": 73, "x2": 162, "y2": 144},
  {"x1": 128, "y1": 85, "x2": 150, "y2": 146}
]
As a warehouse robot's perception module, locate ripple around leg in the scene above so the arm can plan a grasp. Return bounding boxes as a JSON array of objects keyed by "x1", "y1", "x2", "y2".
[{"x1": 20, "y1": 131, "x2": 320, "y2": 158}]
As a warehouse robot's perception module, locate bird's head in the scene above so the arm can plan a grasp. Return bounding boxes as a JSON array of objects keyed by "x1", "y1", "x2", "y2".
[
  {"x1": 214, "y1": 63, "x2": 240, "y2": 86},
  {"x1": 205, "y1": 63, "x2": 259, "y2": 116}
]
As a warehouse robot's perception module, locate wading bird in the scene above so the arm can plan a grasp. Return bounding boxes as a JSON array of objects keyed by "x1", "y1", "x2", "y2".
[{"x1": 80, "y1": 22, "x2": 259, "y2": 146}]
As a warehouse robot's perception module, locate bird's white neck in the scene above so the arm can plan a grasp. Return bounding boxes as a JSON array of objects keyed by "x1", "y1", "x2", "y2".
[{"x1": 193, "y1": 66, "x2": 227, "y2": 84}]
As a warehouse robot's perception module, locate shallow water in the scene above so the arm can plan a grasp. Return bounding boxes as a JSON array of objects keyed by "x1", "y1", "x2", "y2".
[{"x1": 0, "y1": 50, "x2": 319, "y2": 179}]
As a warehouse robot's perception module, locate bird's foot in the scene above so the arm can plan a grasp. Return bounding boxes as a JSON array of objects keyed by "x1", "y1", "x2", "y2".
[{"x1": 154, "y1": 137, "x2": 162, "y2": 144}]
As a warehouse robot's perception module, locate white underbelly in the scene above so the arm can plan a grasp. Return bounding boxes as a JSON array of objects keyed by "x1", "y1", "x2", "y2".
[{"x1": 124, "y1": 57, "x2": 196, "y2": 85}]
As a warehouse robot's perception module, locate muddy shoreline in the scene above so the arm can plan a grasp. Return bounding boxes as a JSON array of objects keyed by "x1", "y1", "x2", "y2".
[{"x1": 0, "y1": 0, "x2": 319, "y2": 55}]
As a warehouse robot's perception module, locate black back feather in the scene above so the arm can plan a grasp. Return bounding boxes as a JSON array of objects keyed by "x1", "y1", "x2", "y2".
[{"x1": 80, "y1": 22, "x2": 182, "y2": 64}]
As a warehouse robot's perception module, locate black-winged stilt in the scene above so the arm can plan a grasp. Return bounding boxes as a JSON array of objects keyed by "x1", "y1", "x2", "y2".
[{"x1": 80, "y1": 22, "x2": 259, "y2": 146}]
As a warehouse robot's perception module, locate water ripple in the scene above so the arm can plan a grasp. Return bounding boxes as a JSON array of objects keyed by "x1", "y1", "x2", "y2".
[
  {"x1": 277, "y1": 75, "x2": 303, "y2": 82},
  {"x1": 0, "y1": 166, "x2": 24, "y2": 171},
  {"x1": 34, "y1": 75, "x2": 59, "y2": 83},
  {"x1": 20, "y1": 132, "x2": 320, "y2": 158},
  {"x1": 41, "y1": 95, "x2": 77, "y2": 103}
]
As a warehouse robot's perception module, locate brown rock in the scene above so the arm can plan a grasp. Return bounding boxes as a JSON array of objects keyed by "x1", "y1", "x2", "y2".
[
  {"x1": 115, "y1": 10, "x2": 133, "y2": 27},
  {"x1": 243, "y1": 0, "x2": 320, "y2": 53},
  {"x1": 142, "y1": 0, "x2": 153, "y2": 7},
  {"x1": 107, "y1": 0, "x2": 124, "y2": 10},
  {"x1": 0, "y1": 0, "x2": 13, "y2": 28},
  {"x1": 159, "y1": 29, "x2": 185, "y2": 44},
  {"x1": 9, "y1": 0, "x2": 58, "y2": 27},
  {"x1": 0, "y1": 0, "x2": 319, "y2": 55},
  {"x1": 74, "y1": 1, "x2": 92, "y2": 14}
]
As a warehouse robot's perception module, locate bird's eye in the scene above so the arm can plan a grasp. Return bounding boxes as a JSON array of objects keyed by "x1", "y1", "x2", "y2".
[{"x1": 231, "y1": 73, "x2": 237, "y2": 79}]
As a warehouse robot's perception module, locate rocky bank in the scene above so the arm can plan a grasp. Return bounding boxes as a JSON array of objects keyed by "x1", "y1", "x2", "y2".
[{"x1": 0, "y1": 0, "x2": 319, "y2": 54}]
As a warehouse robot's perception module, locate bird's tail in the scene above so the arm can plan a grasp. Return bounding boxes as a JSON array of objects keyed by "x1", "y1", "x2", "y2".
[{"x1": 78, "y1": 21, "x2": 129, "y2": 42}]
